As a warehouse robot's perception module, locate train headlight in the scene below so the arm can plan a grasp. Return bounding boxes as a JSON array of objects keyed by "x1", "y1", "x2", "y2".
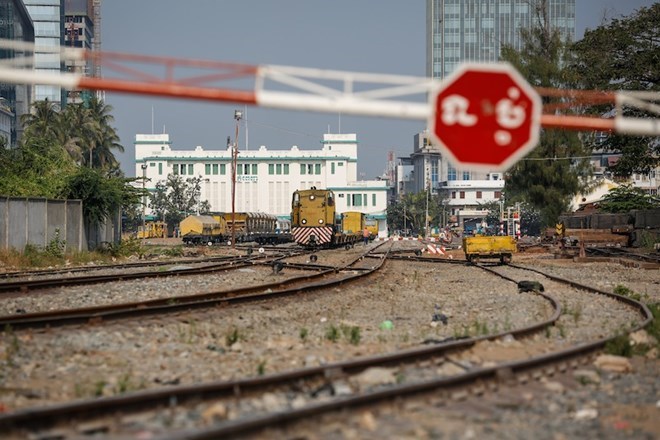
[
  {"x1": 318, "y1": 219, "x2": 324, "y2": 224},
  {"x1": 301, "y1": 219, "x2": 307, "y2": 224},
  {"x1": 309, "y1": 195, "x2": 316, "y2": 200}
]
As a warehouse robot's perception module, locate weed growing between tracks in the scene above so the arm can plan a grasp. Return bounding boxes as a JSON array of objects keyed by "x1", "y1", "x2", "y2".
[
  {"x1": 324, "y1": 324, "x2": 362, "y2": 345},
  {"x1": 225, "y1": 327, "x2": 243, "y2": 347},
  {"x1": 605, "y1": 284, "x2": 659, "y2": 358},
  {"x1": 562, "y1": 300, "x2": 583, "y2": 324},
  {"x1": 325, "y1": 325, "x2": 340, "y2": 342},
  {"x1": 73, "y1": 370, "x2": 145, "y2": 399},
  {"x1": 613, "y1": 284, "x2": 649, "y2": 303}
]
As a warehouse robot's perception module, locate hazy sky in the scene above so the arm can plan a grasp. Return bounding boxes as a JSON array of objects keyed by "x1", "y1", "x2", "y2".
[{"x1": 100, "y1": 1, "x2": 657, "y2": 179}]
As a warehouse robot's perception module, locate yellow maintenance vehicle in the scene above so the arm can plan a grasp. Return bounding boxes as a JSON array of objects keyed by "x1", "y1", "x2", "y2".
[{"x1": 463, "y1": 235, "x2": 517, "y2": 264}]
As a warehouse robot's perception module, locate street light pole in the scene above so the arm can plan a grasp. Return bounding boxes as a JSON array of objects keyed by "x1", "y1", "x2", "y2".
[
  {"x1": 424, "y1": 181, "x2": 430, "y2": 239},
  {"x1": 141, "y1": 163, "x2": 148, "y2": 243},
  {"x1": 403, "y1": 202, "x2": 406, "y2": 236},
  {"x1": 231, "y1": 110, "x2": 242, "y2": 250}
]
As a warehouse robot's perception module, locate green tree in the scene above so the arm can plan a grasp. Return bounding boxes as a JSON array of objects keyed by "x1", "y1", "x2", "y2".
[
  {"x1": 84, "y1": 97, "x2": 124, "y2": 171},
  {"x1": 570, "y1": 4, "x2": 660, "y2": 177},
  {"x1": 21, "y1": 99, "x2": 60, "y2": 140},
  {"x1": 500, "y1": 0, "x2": 592, "y2": 227},
  {"x1": 59, "y1": 103, "x2": 98, "y2": 165},
  {"x1": 0, "y1": 135, "x2": 77, "y2": 197},
  {"x1": 387, "y1": 190, "x2": 444, "y2": 235},
  {"x1": 598, "y1": 184, "x2": 660, "y2": 213},
  {"x1": 149, "y1": 175, "x2": 209, "y2": 227},
  {"x1": 20, "y1": 97, "x2": 124, "y2": 172},
  {"x1": 59, "y1": 167, "x2": 143, "y2": 226},
  {"x1": 519, "y1": 203, "x2": 543, "y2": 236},
  {"x1": 478, "y1": 200, "x2": 502, "y2": 230}
]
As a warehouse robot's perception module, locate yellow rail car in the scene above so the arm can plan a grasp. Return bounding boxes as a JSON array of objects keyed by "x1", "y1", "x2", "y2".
[
  {"x1": 136, "y1": 221, "x2": 167, "y2": 239},
  {"x1": 463, "y1": 235, "x2": 517, "y2": 264},
  {"x1": 340, "y1": 211, "x2": 365, "y2": 235},
  {"x1": 365, "y1": 217, "x2": 378, "y2": 238},
  {"x1": 180, "y1": 215, "x2": 225, "y2": 245}
]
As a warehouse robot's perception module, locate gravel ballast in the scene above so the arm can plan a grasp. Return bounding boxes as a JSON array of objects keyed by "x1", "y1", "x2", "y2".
[{"x1": 0, "y1": 241, "x2": 657, "y2": 439}]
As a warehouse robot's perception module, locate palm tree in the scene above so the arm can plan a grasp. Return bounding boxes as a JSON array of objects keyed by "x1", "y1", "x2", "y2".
[
  {"x1": 57, "y1": 103, "x2": 95, "y2": 164},
  {"x1": 21, "y1": 97, "x2": 124, "y2": 172},
  {"x1": 21, "y1": 99, "x2": 84, "y2": 162},
  {"x1": 21, "y1": 99, "x2": 60, "y2": 139},
  {"x1": 85, "y1": 97, "x2": 124, "y2": 170}
]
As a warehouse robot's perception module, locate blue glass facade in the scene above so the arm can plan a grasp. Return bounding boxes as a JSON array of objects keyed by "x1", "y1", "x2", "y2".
[
  {"x1": 24, "y1": 0, "x2": 65, "y2": 106},
  {"x1": 0, "y1": 0, "x2": 34, "y2": 145},
  {"x1": 427, "y1": 0, "x2": 576, "y2": 79}
]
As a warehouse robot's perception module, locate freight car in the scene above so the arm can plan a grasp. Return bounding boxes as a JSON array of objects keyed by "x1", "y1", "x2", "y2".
[
  {"x1": 137, "y1": 221, "x2": 167, "y2": 239},
  {"x1": 180, "y1": 215, "x2": 226, "y2": 245},
  {"x1": 341, "y1": 211, "x2": 366, "y2": 235},
  {"x1": 291, "y1": 187, "x2": 362, "y2": 248},
  {"x1": 463, "y1": 235, "x2": 517, "y2": 264},
  {"x1": 219, "y1": 212, "x2": 292, "y2": 244},
  {"x1": 365, "y1": 217, "x2": 378, "y2": 239},
  {"x1": 180, "y1": 213, "x2": 292, "y2": 245}
]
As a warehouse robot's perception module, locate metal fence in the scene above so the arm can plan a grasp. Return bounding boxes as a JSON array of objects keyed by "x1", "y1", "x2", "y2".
[{"x1": 0, "y1": 196, "x2": 121, "y2": 252}]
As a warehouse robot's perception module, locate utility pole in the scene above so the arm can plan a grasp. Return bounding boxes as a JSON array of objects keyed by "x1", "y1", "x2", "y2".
[
  {"x1": 231, "y1": 110, "x2": 242, "y2": 249},
  {"x1": 141, "y1": 163, "x2": 148, "y2": 243},
  {"x1": 403, "y1": 201, "x2": 406, "y2": 236},
  {"x1": 424, "y1": 180, "x2": 430, "y2": 239}
]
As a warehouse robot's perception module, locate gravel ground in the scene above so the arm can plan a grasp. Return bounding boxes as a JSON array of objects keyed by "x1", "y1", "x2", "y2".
[{"x1": 0, "y1": 241, "x2": 657, "y2": 439}]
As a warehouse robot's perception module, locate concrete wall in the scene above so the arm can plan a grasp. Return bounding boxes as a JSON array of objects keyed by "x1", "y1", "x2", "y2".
[{"x1": 0, "y1": 197, "x2": 83, "y2": 252}]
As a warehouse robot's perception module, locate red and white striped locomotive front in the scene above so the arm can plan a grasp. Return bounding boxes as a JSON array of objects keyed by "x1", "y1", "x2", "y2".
[{"x1": 292, "y1": 226, "x2": 333, "y2": 246}]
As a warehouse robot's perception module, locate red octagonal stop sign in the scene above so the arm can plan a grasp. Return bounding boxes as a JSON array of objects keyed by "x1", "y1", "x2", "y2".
[{"x1": 429, "y1": 63, "x2": 542, "y2": 171}]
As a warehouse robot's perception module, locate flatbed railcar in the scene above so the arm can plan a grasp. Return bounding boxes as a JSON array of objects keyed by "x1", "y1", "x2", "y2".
[
  {"x1": 180, "y1": 213, "x2": 292, "y2": 245},
  {"x1": 291, "y1": 187, "x2": 361, "y2": 248},
  {"x1": 463, "y1": 235, "x2": 517, "y2": 264}
]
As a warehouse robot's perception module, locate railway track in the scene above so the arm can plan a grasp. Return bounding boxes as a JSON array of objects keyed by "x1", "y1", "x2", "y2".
[
  {"x1": 0, "y1": 252, "x2": 261, "y2": 281},
  {"x1": 0, "y1": 243, "x2": 387, "y2": 331},
  {"x1": 0, "y1": 257, "x2": 650, "y2": 439},
  {"x1": 586, "y1": 246, "x2": 660, "y2": 265},
  {"x1": 0, "y1": 249, "x2": 310, "y2": 294}
]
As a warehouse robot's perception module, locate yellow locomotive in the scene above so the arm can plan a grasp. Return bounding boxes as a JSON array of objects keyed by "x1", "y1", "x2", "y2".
[{"x1": 291, "y1": 187, "x2": 362, "y2": 248}]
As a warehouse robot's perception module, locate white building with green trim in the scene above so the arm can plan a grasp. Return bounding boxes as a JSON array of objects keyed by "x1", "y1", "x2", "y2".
[{"x1": 135, "y1": 133, "x2": 389, "y2": 237}]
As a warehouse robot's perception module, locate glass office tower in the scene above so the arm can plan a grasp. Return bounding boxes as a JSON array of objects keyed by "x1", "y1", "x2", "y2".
[
  {"x1": 426, "y1": 0, "x2": 575, "y2": 79},
  {"x1": 24, "y1": 0, "x2": 65, "y2": 106},
  {"x1": 0, "y1": 0, "x2": 34, "y2": 145}
]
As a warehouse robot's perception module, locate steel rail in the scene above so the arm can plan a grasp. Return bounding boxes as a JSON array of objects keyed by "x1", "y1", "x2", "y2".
[
  {"x1": 0, "y1": 253, "x2": 267, "y2": 281},
  {"x1": 0, "y1": 253, "x2": 287, "y2": 294},
  {"x1": 507, "y1": 263, "x2": 655, "y2": 318},
  {"x1": 586, "y1": 247, "x2": 660, "y2": 265},
  {"x1": 0, "y1": 244, "x2": 389, "y2": 331}
]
